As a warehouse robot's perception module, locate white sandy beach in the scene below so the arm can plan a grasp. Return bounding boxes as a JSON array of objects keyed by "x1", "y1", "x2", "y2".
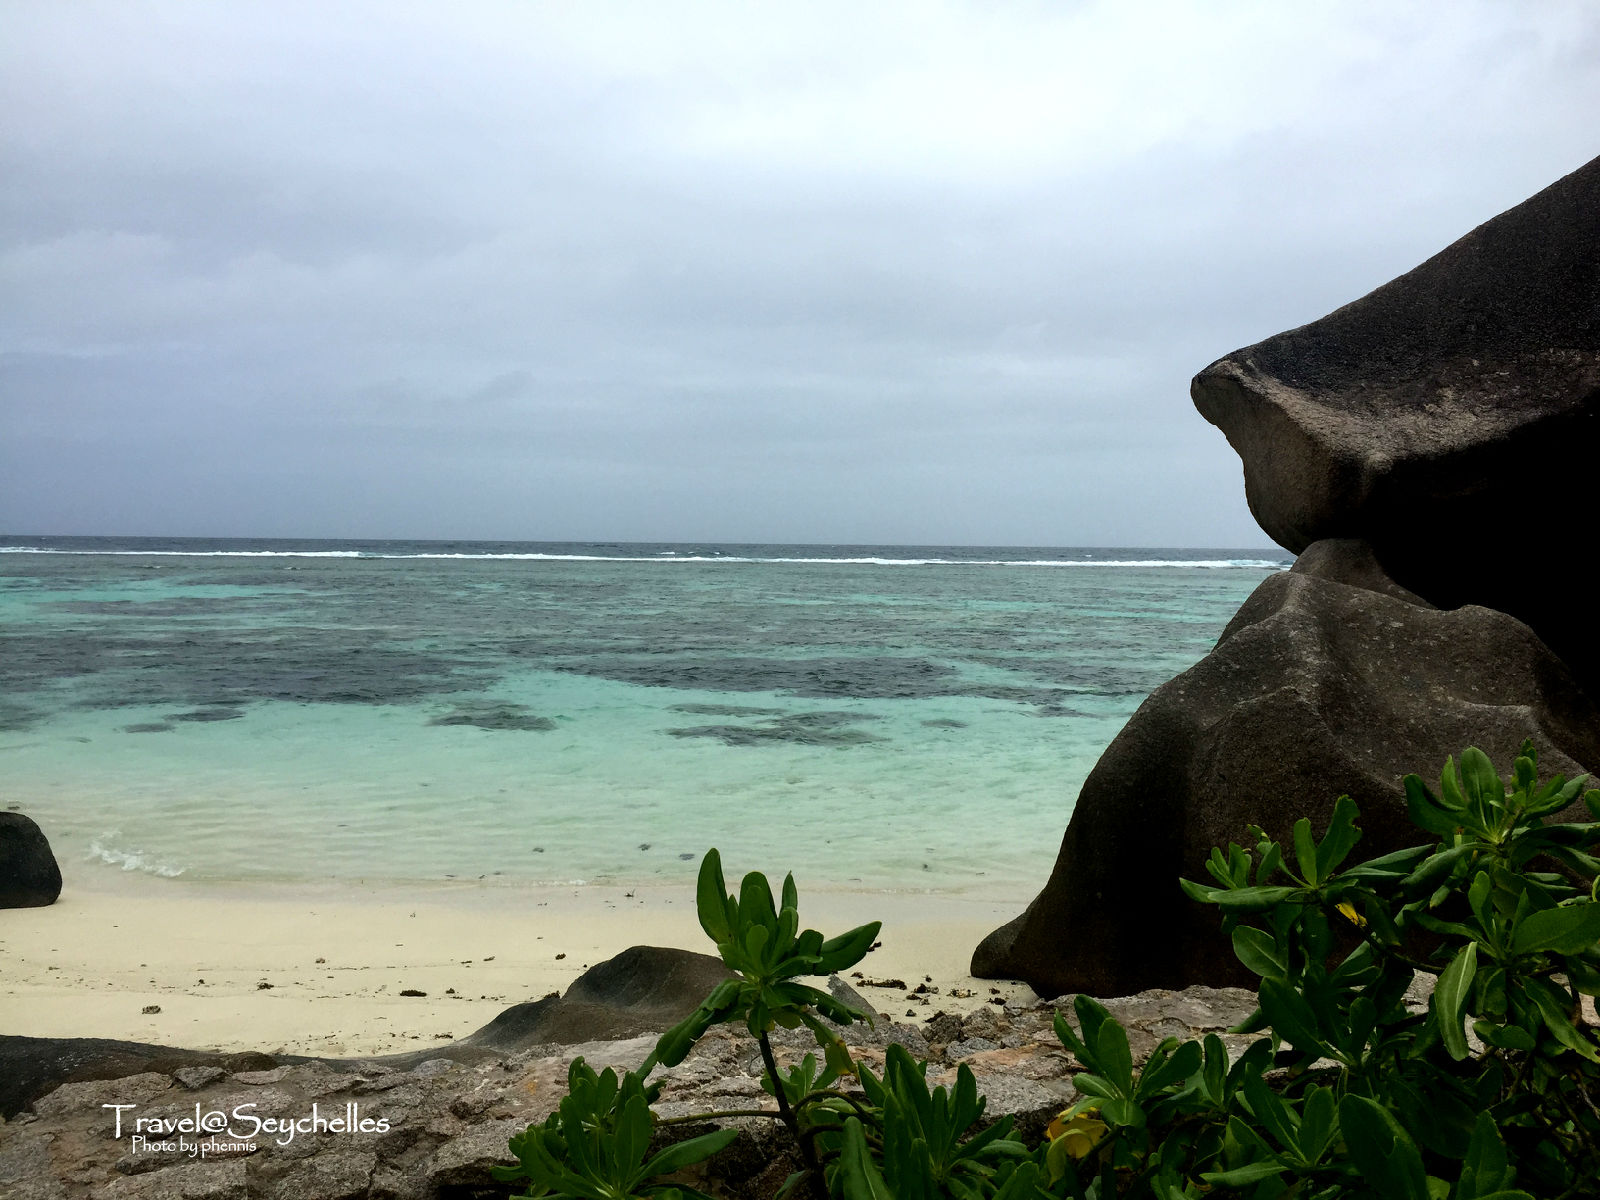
[{"x1": 0, "y1": 862, "x2": 1040, "y2": 1057}]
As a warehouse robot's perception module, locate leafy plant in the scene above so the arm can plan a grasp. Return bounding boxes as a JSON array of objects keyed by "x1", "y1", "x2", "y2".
[
  {"x1": 492, "y1": 1057, "x2": 738, "y2": 1200},
  {"x1": 1046, "y1": 739, "x2": 1600, "y2": 1198},
  {"x1": 833, "y1": 1044, "x2": 1032, "y2": 1199},
  {"x1": 654, "y1": 847, "x2": 880, "y2": 1076},
  {"x1": 504, "y1": 742, "x2": 1600, "y2": 1200},
  {"x1": 650, "y1": 848, "x2": 881, "y2": 1181}
]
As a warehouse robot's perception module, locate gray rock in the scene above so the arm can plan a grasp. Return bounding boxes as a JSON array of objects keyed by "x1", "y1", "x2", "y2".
[
  {"x1": 945, "y1": 1037, "x2": 999, "y2": 1060},
  {"x1": 424, "y1": 1117, "x2": 523, "y2": 1190},
  {"x1": 826, "y1": 974, "x2": 881, "y2": 1023},
  {"x1": 1191, "y1": 154, "x2": 1600, "y2": 689},
  {"x1": 0, "y1": 1175, "x2": 70, "y2": 1200},
  {"x1": 1289, "y1": 538, "x2": 1430, "y2": 605},
  {"x1": 228, "y1": 1067, "x2": 292, "y2": 1086},
  {"x1": 367, "y1": 1165, "x2": 430, "y2": 1200},
  {"x1": 974, "y1": 560, "x2": 1600, "y2": 996},
  {"x1": 550, "y1": 1035, "x2": 658, "y2": 1075},
  {"x1": 0, "y1": 1131, "x2": 67, "y2": 1200},
  {"x1": 1097, "y1": 986, "x2": 1258, "y2": 1034},
  {"x1": 407, "y1": 1060, "x2": 457, "y2": 1079},
  {"x1": 34, "y1": 1072, "x2": 173, "y2": 1120},
  {"x1": 0, "y1": 813, "x2": 62, "y2": 908},
  {"x1": 260, "y1": 1149, "x2": 375, "y2": 1200},
  {"x1": 94, "y1": 1159, "x2": 247, "y2": 1199},
  {"x1": 880, "y1": 1022, "x2": 928, "y2": 1059},
  {"x1": 171, "y1": 1067, "x2": 229, "y2": 1091}
]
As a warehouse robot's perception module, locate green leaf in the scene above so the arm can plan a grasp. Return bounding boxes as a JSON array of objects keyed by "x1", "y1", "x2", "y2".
[
  {"x1": 1135, "y1": 1038, "x2": 1202, "y2": 1099},
  {"x1": 1097, "y1": 1096, "x2": 1143, "y2": 1127},
  {"x1": 1070, "y1": 1072, "x2": 1120, "y2": 1100},
  {"x1": 1338, "y1": 1095, "x2": 1429, "y2": 1200},
  {"x1": 1052, "y1": 1010, "x2": 1087, "y2": 1060},
  {"x1": 1460, "y1": 747, "x2": 1504, "y2": 817},
  {"x1": 640, "y1": 1127, "x2": 740, "y2": 1179},
  {"x1": 1096, "y1": 1016, "x2": 1133, "y2": 1093},
  {"x1": 1293, "y1": 817, "x2": 1318, "y2": 884},
  {"x1": 836, "y1": 1117, "x2": 891, "y2": 1200},
  {"x1": 612, "y1": 1092, "x2": 652, "y2": 1178},
  {"x1": 1406, "y1": 775, "x2": 1464, "y2": 837},
  {"x1": 1458, "y1": 1111, "x2": 1512, "y2": 1198},
  {"x1": 1200, "y1": 1161, "x2": 1287, "y2": 1188},
  {"x1": 1509, "y1": 902, "x2": 1600, "y2": 956},
  {"x1": 1072, "y1": 995, "x2": 1113, "y2": 1063},
  {"x1": 1299, "y1": 1085, "x2": 1335, "y2": 1162},
  {"x1": 1433, "y1": 942, "x2": 1477, "y2": 1061},
  {"x1": 1468, "y1": 870, "x2": 1494, "y2": 931},
  {"x1": 743, "y1": 922, "x2": 770, "y2": 966},
  {"x1": 1472, "y1": 1019, "x2": 1536, "y2": 1051},
  {"x1": 1526, "y1": 774, "x2": 1584, "y2": 817},
  {"x1": 815, "y1": 921, "x2": 881, "y2": 974},
  {"x1": 1259, "y1": 976, "x2": 1336, "y2": 1061},
  {"x1": 774, "y1": 905, "x2": 798, "y2": 957},
  {"x1": 1523, "y1": 976, "x2": 1600, "y2": 1062},
  {"x1": 1257, "y1": 839, "x2": 1284, "y2": 883},
  {"x1": 1241, "y1": 1068, "x2": 1299, "y2": 1154},
  {"x1": 739, "y1": 871, "x2": 777, "y2": 932},
  {"x1": 1213, "y1": 885, "x2": 1300, "y2": 911},
  {"x1": 1404, "y1": 843, "x2": 1477, "y2": 892},
  {"x1": 695, "y1": 849, "x2": 731, "y2": 943},
  {"x1": 1201, "y1": 1034, "x2": 1227, "y2": 1103},
  {"x1": 1232, "y1": 926, "x2": 1286, "y2": 978},
  {"x1": 1341, "y1": 843, "x2": 1433, "y2": 880},
  {"x1": 1346, "y1": 994, "x2": 1378, "y2": 1058},
  {"x1": 1439, "y1": 757, "x2": 1467, "y2": 811},
  {"x1": 1316, "y1": 794, "x2": 1363, "y2": 878},
  {"x1": 1512, "y1": 751, "x2": 1537, "y2": 796}
]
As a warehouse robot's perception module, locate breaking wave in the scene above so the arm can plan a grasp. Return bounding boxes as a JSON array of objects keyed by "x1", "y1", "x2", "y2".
[
  {"x1": 87, "y1": 836, "x2": 186, "y2": 878},
  {"x1": 1, "y1": 546, "x2": 1286, "y2": 569}
]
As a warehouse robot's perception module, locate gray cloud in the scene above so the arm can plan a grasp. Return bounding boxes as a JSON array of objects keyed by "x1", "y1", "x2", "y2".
[{"x1": 3, "y1": 1, "x2": 1597, "y2": 544}]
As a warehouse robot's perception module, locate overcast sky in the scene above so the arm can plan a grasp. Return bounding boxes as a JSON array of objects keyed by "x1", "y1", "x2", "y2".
[{"x1": 2, "y1": 2, "x2": 1596, "y2": 546}]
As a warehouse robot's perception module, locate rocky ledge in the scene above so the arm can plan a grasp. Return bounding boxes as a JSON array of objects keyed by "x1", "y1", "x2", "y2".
[{"x1": 0, "y1": 983, "x2": 1260, "y2": 1200}]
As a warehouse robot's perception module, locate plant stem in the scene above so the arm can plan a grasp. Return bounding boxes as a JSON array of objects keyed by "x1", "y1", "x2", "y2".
[
  {"x1": 759, "y1": 1029, "x2": 824, "y2": 1183},
  {"x1": 656, "y1": 1109, "x2": 785, "y2": 1127},
  {"x1": 794, "y1": 1088, "x2": 878, "y2": 1123}
]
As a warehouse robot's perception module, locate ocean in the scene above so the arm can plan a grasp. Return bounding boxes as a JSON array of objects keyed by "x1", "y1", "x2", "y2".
[{"x1": 0, "y1": 537, "x2": 1287, "y2": 895}]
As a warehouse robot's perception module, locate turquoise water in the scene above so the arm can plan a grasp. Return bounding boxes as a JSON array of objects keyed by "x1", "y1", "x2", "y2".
[{"x1": 0, "y1": 538, "x2": 1285, "y2": 893}]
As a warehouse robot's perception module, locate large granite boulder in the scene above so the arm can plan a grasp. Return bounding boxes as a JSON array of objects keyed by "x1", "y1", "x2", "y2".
[
  {"x1": 459, "y1": 944, "x2": 733, "y2": 1051},
  {"x1": 1191, "y1": 154, "x2": 1599, "y2": 689},
  {"x1": 972, "y1": 543, "x2": 1600, "y2": 996},
  {"x1": 0, "y1": 813, "x2": 62, "y2": 908}
]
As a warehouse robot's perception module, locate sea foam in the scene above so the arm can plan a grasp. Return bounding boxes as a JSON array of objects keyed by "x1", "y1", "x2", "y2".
[{"x1": 0, "y1": 546, "x2": 1285, "y2": 568}]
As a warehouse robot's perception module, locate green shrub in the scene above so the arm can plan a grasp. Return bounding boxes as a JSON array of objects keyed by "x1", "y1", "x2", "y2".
[
  {"x1": 492, "y1": 1058, "x2": 737, "y2": 1200},
  {"x1": 500, "y1": 742, "x2": 1600, "y2": 1199}
]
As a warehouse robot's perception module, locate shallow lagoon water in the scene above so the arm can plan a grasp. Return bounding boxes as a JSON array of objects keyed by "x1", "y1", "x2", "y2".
[{"x1": 0, "y1": 538, "x2": 1286, "y2": 893}]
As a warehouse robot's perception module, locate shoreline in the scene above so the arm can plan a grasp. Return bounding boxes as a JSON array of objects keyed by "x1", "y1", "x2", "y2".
[{"x1": 0, "y1": 862, "x2": 1041, "y2": 1057}]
